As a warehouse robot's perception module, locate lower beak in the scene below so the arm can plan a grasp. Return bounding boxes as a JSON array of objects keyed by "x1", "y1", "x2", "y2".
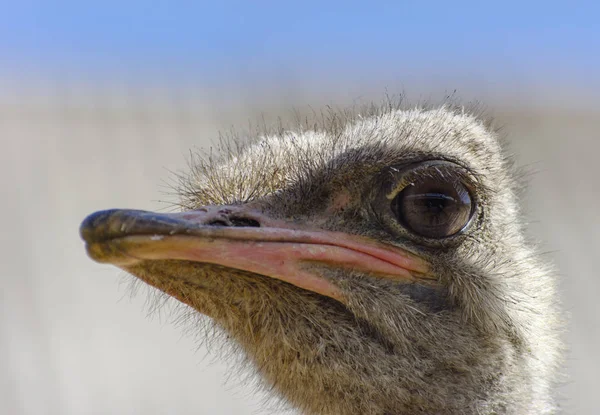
[{"x1": 80, "y1": 207, "x2": 431, "y2": 303}]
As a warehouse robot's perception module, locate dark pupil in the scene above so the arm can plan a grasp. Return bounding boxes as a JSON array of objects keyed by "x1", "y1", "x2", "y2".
[
  {"x1": 392, "y1": 180, "x2": 472, "y2": 238},
  {"x1": 417, "y1": 192, "x2": 452, "y2": 213}
]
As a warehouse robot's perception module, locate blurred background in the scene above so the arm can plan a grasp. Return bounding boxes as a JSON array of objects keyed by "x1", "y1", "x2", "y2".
[{"x1": 1, "y1": 1, "x2": 598, "y2": 414}]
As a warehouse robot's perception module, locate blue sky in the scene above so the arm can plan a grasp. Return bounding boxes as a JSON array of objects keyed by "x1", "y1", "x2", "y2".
[{"x1": 1, "y1": 1, "x2": 598, "y2": 86}]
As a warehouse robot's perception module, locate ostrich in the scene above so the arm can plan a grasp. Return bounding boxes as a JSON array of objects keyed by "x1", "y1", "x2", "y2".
[{"x1": 80, "y1": 104, "x2": 562, "y2": 414}]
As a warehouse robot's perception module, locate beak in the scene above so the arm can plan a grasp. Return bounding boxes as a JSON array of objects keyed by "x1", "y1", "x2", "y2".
[{"x1": 80, "y1": 206, "x2": 432, "y2": 303}]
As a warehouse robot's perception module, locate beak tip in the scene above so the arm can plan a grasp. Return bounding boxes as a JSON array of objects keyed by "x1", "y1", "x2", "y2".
[
  {"x1": 80, "y1": 209, "x2": 118, "y2": 242},
  {"x1": 80, "y1": 209, "x2": 156, "y2": 243}
]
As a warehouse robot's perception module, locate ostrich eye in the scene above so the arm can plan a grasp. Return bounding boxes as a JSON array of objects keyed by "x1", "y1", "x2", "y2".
[{"x1": 391, "y1": 176, "x2": 473, "y2": 239}]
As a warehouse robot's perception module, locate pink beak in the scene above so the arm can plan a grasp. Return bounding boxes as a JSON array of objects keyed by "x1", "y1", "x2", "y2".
[{"x1": 80, "y1": 206, "x2": 432, "y2": 303}]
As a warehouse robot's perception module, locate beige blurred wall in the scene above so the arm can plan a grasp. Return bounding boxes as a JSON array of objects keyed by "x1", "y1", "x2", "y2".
[{"x1": 1, "y1": 83, "x2": 598, "y2": 414}]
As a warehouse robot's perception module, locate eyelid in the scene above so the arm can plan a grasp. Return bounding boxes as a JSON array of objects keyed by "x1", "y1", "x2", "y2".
[
  {"x1": 385, "y1": 176, "x2": 414, "y2": 200},
  {"x1": 384, "y1": 161, "x2": 473, "y2": 201}
]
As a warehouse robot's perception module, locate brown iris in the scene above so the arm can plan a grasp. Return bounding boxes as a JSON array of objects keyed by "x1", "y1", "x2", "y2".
[{"x1": 391, "y1": 176, "x2": 473, "y2": 239}]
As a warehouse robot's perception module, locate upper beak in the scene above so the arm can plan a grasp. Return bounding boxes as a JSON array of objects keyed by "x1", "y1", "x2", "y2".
[{"x1": 80, "y1": 206, "x2": 432, "y2": 303}]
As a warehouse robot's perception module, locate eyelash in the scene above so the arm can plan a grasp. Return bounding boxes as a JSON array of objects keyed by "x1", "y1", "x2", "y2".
[{"x1": 385, "y1": 165, "x2": 472, "y2": 201}]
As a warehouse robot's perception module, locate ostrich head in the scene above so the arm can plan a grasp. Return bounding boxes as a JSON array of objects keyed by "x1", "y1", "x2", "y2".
[{"x1": 80, "y1": 105, "x2": 561, "y2": 414}]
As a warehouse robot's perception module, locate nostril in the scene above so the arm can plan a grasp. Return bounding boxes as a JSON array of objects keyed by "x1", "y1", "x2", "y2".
[
  {"x1": 205, "y1": 219, "x2": 230, "y2": 227},
  {"x1": 205, "y1": 213, "x2": 261, "y2": 228},
  {"x1": 229, "y1": 216, "x2": 261, "y2": 227}
]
